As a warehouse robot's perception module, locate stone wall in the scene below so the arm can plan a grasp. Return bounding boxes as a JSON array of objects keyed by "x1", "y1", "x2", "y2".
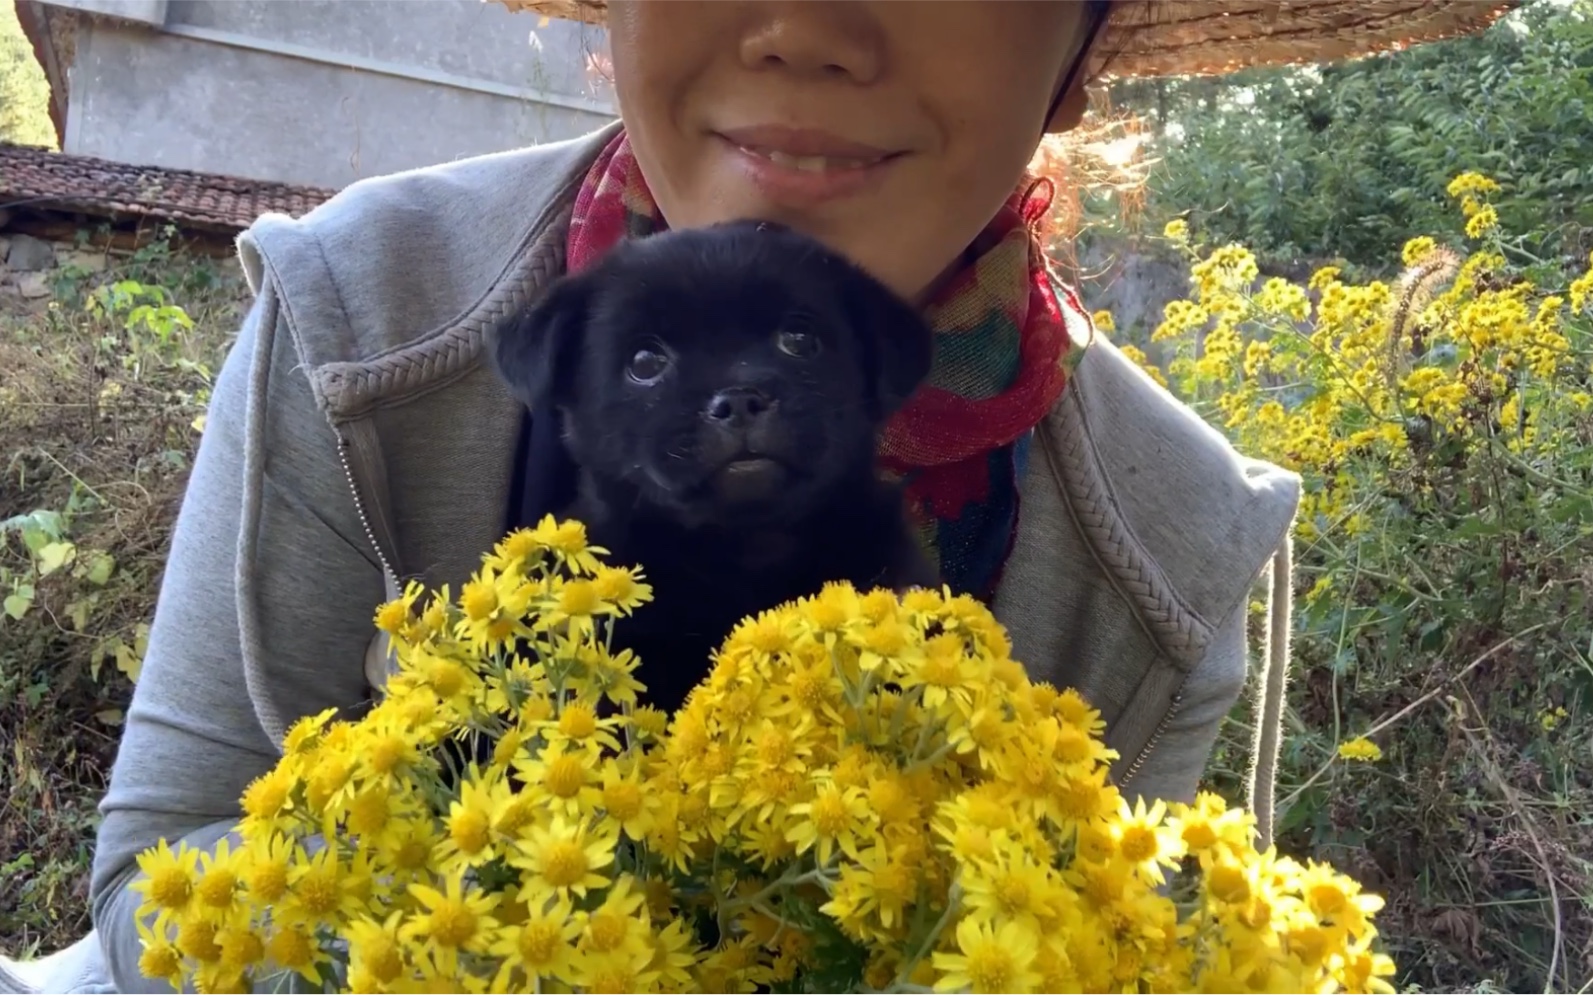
[
  {"x1": 1072, "y1": 238, "x2": 1193, "y2": 353},
  {"x1": 0, "y1": 231, "x2": 105, "y2": 300}
]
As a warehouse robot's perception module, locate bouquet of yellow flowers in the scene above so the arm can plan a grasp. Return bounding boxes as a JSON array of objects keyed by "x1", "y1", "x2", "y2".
[{"x1": 131, "y1": 516, "x2": 1394, "y2": 994}]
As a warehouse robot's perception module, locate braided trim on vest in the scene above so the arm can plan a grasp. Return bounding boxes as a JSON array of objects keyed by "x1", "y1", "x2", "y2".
[
  {"x1": 1046, "y1": 378, "x2": 1214, "y2": 669},
  {"x1": 315, "y1": 213, "x2": 572, "y2": 418}
]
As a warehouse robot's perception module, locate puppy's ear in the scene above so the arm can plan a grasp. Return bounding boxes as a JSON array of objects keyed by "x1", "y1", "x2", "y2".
[
  {"x1": 843, "y1": 270, "x2": 935, "y2": 418},
  {"x1": 491, "y1": 275, "x2": 589, "y2": 410}
]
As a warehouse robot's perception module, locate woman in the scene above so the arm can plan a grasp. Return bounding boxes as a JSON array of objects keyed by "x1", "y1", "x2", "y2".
[{"x1": 0, "y1": 2, "x2": 1513, "y2": 993}]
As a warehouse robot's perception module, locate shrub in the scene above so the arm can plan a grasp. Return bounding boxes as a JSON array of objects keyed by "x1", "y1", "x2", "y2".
[
  {"x1": 1126, "y1": 172, "x2": 1593, "y2": 992},
  {"x1": 1113, "y1": 0, "x2": 1593, "y2": 271},
  {"x1": 0, "y1": 1, "x2": 54, "y2": 148}
]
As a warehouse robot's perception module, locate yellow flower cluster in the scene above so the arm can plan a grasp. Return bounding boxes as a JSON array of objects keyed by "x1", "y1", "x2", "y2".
[
  {"x1": 131, "y1": 516, "x2": 1394, "y2": 994},
  {"x1": 1336, "y1": 738, "x2": 1384, "y2": 763},
  {"x1": 1464, "y1": 204, "x2": 1499, "y2": 239},
  {"x1": 1445, "y1": 171, "x2": 1504, "y2": 239},
  {"x1": 1570, "y1": 251, "x2": 1593, "y2": 315},
  {"x1": 1256, "y1": 277, "x2": 1312, "y2": 323},
  {"x1": 1401, "y1": 236, "x2": 1439, "y2": 268},
  {"x1": 1190, "y1": 243, "x2": 1261, "y2": 305},
  {"x1": 1137, "y1": 170, "x2": 1589, "y2": 541},
  {"x1": 1446, "y1": 171, "x2": 1501, "y2": 211}
]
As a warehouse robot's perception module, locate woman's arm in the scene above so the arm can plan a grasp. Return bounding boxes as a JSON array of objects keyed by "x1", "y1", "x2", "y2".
[{"x1": 89, "y1": 283, "x2": 386, "y2": 993}]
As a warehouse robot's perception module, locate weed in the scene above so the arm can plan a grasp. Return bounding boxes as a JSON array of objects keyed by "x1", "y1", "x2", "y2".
[
  {"x1": 0, "y1": 233, "x2": 246, "y2": 953},
  {"x1": 1131, "y1": 182, "x2": 1593, "y2": 993}
]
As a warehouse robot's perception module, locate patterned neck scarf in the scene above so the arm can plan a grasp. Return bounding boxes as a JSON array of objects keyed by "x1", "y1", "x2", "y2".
[{"x1": 564, "y1": 131, "x2": 1089, "y2": 600}]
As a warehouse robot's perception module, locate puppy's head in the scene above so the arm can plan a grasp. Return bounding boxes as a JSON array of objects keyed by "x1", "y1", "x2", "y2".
[{"x1": 494, "y1": 220, "x2": 933, "y2": 527}]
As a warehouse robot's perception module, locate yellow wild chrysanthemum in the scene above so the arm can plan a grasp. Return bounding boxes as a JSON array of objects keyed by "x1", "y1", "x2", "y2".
[
  {"x1": 133, "y1": 515, "x2": 1394, "y2": 994},
  {"x1": 1465, "y1": 203, "x2": 1500, "y2": 239},
  {"x1": 932, "y1": 916, "x2": 1043, "y2": 994},
  {"x1": 400, "y1": 872, "x2": 502, "y2": 974},
  {"x1": 1446, "y1": 170, "x2": 1501, "y2": 201},
  {"x1": 1337, "y1": 736, "x2": 1384, "y2": 762}
]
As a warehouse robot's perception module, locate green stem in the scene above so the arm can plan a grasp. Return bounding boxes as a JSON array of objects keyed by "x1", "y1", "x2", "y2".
[
  {"x1": 856, "y1": 665, "x2": 878, "y2": 704},
  {"x1": 905, "y1": 740, "x2": 955, "y2": 775},
  {"x1": 837, "y1": 644, "x2": 867, "y2": 714},
  {"x1": 1311, "y1": 530, "x2": 1444, "y2": 604},
  {"x1": 890, "y1": 883, "x2": 960, "y2": 991},
  {"x1": 712, "y1": 848, "x2": 729, "y2": 940},
  {"x1": 620, "y1": 698, "x2": 637, "y2": 757},
  {"x1": 908, "y1": 711, "x2": 935, "y2": 764},
  {"x1": 1491, "y1": 436, "x2": 1593, "y2": 499},
  {"x1": 721, "y1": 866, "x2": 833, "y2": 919},
  {"x1": 888, "y1": 685, "x2": 922, "y2": 748}
]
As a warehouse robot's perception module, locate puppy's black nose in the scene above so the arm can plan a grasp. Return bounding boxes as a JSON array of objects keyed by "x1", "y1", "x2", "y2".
[{"x1": 704, "y1": 387, "x2": 774, "y2": 428}]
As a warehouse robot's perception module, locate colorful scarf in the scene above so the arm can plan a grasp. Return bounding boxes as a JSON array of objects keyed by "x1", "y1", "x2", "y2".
[{"x1": 564, "y1": 132, "x2": 1089, "y2": 600}]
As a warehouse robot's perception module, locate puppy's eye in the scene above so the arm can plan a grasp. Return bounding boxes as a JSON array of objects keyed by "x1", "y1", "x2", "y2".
[
  {"x1": 627, "y1": 348, "x2": 670, "y2": 384},
  {"x1": 777, "y1": 328, "x2": 820, "y2": 358}
]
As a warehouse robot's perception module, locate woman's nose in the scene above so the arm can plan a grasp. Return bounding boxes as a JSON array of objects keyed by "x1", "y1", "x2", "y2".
[{"x1": 737, "y1": 1, "x2": 883, "y2": 84}]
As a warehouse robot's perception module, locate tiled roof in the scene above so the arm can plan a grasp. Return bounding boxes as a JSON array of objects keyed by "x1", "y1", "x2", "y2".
[{"x1": 0, "y1": 142, "x2": 338, "y2": 233}]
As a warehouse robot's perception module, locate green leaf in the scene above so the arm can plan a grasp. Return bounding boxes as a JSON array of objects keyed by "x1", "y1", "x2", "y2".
[
  {"x1": 1418, "y1": 618, "x2": 1448, "y2": 653},
  {"x1": 4, "y1": 585, "x2": 35, "y2": 620},
  {"x1": 3, "y1": 509, "x2": 64, "y2": 540},
  {"x1": 1544, "y1": 496, "x2": 1592, "y2": 524},
  {"x1": 81, "y1": 550, "x2": 116, "y2": 586},
  {"x1": 0, "y1": 854, "x2": 35, "y2": 875},
  {"x1": 67, "y1": 594, "x2": 98, "y2": 632},
  {"x1": 111, "y1": 622, "x2": 153, "y2": 683},
  {"x1": 95, "y1": 709, "x2": 124, "y2": 726},
  {"x1": 114, "y1": 643, "x2": 143, "y2": 683},
  {"x1": 1279, "y1": 784, "x2": 1327, "y2": 836},
  {"x1": 36, "y1": 540, "x2": 77, "y2": 577},
  {"x1": 20, "y1": 527, "x2": 48, "y2": 555},
  {"x1": 1381, "y1": 603, "x2": 1411, "y2": 649}
]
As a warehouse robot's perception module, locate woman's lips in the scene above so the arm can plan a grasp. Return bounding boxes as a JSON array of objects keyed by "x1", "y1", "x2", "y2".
[
  {"x1": 716, "y1": 124, "x2": 895, "y2": 160},
  {"x1": 713, "y1": 126, "x2": 903, "y2": 207}
]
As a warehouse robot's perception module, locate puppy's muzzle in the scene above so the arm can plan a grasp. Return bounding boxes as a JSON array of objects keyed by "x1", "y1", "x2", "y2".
[{"x1": 700, "y1": 386, "x2": 789, "y2": 503}]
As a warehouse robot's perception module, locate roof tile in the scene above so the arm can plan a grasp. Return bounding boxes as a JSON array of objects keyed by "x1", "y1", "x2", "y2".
[{"x1": 0, "y1": 142, "x2": 338, "y2": 233}]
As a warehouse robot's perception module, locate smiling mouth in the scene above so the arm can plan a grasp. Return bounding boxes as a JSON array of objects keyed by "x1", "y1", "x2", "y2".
[
  {"x1": 714, "y1": 125, "x2": 903, "y2": 174},
  {"x1": 732, "y1": 145, "x2": 893, "y2": 174},
  {"x1": 713, "y1": 127, "x2": 903, "y2": 206}
]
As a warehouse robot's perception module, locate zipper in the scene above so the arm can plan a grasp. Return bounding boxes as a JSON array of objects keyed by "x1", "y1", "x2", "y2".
[
  {"x1": 1118, "y1": 689, "x2": 1184, "y2": 789},
  {"x1": 334, "y1": 429, "x2": 400, "y2": 594}
]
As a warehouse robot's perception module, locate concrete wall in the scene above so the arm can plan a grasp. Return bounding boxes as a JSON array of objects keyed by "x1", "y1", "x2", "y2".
[
  {"x1": 42, "y1": 0, "x2": 166, "y2": 26},
  {"x1": 53, "y1": 0, "x2": 617, "y2": 190}
]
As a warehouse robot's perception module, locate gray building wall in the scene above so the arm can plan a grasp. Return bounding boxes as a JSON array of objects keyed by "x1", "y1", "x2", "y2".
[{"x1": 51, "y1": 0, "x2": 616, "y2": 190}]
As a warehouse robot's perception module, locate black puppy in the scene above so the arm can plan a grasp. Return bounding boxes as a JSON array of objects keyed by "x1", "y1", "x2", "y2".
[{"x1": 492, "y1": 220, "x2": 939, "y2": 713}]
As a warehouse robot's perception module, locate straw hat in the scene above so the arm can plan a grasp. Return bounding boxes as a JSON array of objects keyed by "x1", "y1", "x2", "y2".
[{"x1": 495, "y1": 0, "x2": 1520, "y2": 80}]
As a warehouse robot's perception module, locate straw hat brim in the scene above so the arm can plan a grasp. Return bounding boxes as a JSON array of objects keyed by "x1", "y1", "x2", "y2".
[{"x1": 495, "y1": 0, "x2": 1520, "y2": 80}]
